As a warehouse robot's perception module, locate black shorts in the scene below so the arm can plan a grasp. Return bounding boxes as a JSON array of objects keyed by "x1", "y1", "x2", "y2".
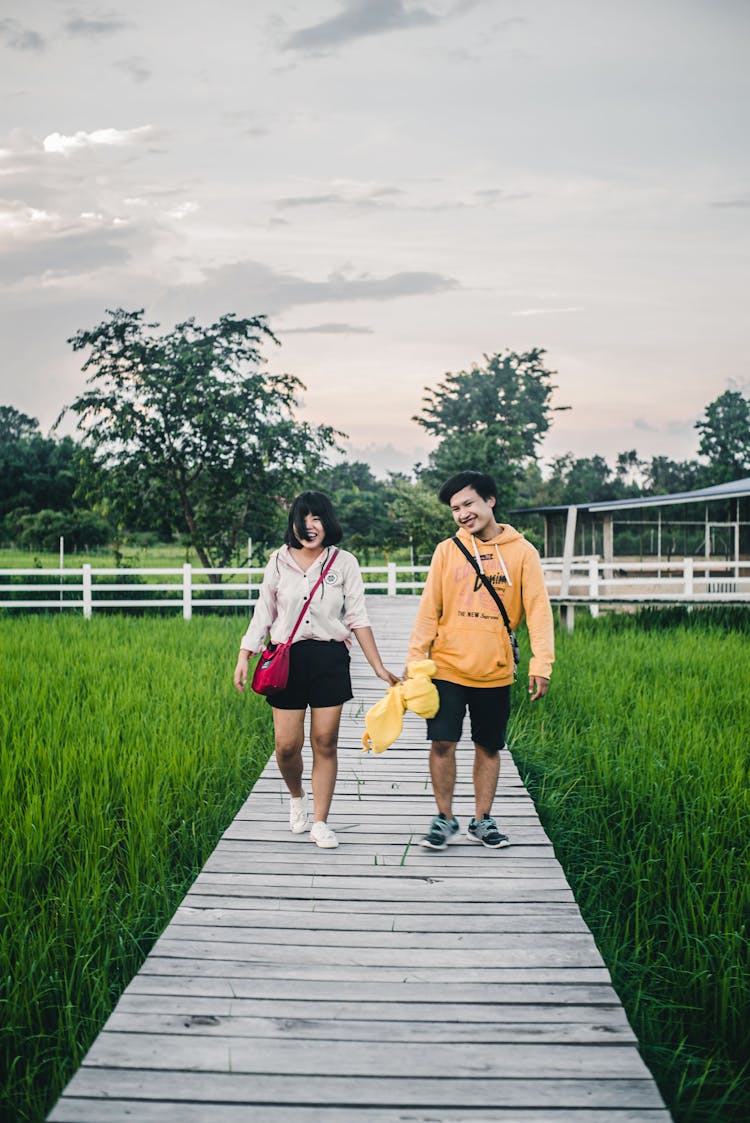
[
  {"x1": 426, "y1": 679, "x2": 511, "y2": 753},
  {"x1": 267, "y1": 639, "x2": 353, "y2": 710}
]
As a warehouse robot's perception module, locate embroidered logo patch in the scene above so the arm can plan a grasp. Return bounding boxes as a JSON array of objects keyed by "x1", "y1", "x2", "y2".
[{"x1": 324, "y1": 570, "x2": 339, "y2": 585}]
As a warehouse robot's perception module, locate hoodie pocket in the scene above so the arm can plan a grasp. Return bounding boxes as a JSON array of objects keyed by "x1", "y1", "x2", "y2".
[{"x1": 434, "y1": 623, "x2": 511, "y2": 681}]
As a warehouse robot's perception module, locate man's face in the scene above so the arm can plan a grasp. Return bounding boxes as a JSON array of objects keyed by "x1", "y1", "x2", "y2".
[{"x1": 448, "y1": 486, "x2": 497, "y2": 539}]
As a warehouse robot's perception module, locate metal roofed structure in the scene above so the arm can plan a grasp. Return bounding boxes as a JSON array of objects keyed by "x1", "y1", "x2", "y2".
[
  {"x1": 512, "y1": 476, "x2": 750, "y2": 566},
  {"x1": 510, "y1": 477, "x2": 750, "y2": 628}
]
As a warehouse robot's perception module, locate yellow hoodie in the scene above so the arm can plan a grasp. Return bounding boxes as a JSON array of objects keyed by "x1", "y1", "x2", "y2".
[{"x1": 407, "y1": 524, "x2": 554, "y2": 687}]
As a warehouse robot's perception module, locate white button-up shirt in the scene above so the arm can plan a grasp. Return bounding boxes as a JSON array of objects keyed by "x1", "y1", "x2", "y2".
[{"x1": 240, "y1": 545, "x2": 371, "y2": 653}]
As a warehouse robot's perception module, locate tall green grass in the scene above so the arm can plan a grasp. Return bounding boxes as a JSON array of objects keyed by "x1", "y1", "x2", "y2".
[
  {"x1": 510, "y1": 608, "x2": 750, "y2": 1123},
  {"x1": 0, "y1": 616, "x2": 273, "y2": 1123}
]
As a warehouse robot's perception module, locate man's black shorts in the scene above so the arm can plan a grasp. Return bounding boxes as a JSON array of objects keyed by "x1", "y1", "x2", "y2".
[
  {"x1": 268, "y1": 639, "x2": 353, "y2": 710},
  {"x1": 426, "y1": 679, "x2": 511, "y2": 753}
]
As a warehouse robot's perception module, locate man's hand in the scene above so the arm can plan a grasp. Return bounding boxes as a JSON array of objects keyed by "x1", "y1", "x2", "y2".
[{"x1": 528, "y1": 675, "x2": 550, "y2": 701}]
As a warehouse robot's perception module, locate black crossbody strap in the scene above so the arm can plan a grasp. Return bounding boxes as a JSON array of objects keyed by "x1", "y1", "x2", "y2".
[{"x1": 452, "y1": 536, "x2": 519, "y2": 669}]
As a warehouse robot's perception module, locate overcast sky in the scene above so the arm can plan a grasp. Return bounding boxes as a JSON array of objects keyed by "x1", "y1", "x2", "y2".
[{"x1": 1, "y1": 0, "x2": 748, "y2": 476}]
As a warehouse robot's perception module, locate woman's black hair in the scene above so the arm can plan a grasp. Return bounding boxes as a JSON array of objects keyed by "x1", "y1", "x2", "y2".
[{"x1": 284, "y1": 490, "x2": 343, "y2": 549}]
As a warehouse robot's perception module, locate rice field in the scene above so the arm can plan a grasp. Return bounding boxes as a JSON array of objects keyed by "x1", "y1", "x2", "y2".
[
  {"x1": 1, "y1": 608, "x2": 749, "y2": 1122},
  {"x1": 510, "y1": 607, "x2": 750, "y2": 1123},
  {"x1": 0, "y1": 615, "x2": 273, "y2": 1123}
]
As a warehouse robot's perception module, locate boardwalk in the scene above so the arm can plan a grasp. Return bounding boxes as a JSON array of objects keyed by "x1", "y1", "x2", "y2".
[{"x1": 48, "y1": 597, "x2": 670, "y2": 1122}]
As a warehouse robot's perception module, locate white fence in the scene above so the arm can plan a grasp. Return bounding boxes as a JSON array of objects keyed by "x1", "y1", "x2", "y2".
[
  {"x1": 0, "y1": 563, "x2": 430, "y2": 619},
  {"x1": 1, "y1": 557, "x2": 749, "y2": 619}
]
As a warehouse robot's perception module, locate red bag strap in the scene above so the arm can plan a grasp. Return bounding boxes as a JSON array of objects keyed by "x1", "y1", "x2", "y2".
[{"x1": 284, "y1": 548, "x2": 339, "y2": 644}]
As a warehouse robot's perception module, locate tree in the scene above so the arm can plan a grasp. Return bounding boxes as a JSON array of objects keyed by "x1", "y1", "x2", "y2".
[
  {"x1": 643, "y1": 456, "x2": 707, "y2": 495},
  {"x1": 0, "y1": 405, "x2": 40, "y2": 442},
  {"x1": 413, "y1": 349, "x2": 568, "y2": 507},
  {"x1": 386, "y1": 479, "x2": 452, "y2": 562},
  {"x1": 695, "y1": 389, "x2": 750, "y2": 483},
  {"x1": 60, "y1": 309, "x2": 343, "y2": 571}
]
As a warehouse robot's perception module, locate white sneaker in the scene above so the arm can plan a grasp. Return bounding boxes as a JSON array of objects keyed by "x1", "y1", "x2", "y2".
[
  {"x1": 310, "y1": 820, "x2": 338, "y2": 849},
  {"x1": 289, "y1": 793, "x2": 309, "y2": 834}
]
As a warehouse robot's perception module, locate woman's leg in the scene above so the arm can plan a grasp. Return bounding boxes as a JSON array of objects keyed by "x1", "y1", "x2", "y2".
[
  {"x1": 309, "y1": 705, "x2": 343, "y2": 823},
  {"x1": 272, "y1": 707, "x2": 306, "y2": 797}
]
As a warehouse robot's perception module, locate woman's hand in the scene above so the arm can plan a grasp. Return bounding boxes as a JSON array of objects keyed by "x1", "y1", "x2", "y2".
[
  {"x1": 377, "y1": 666, "x2": 401, "y2": 687},
  {"x1": 234, "y1": 650, "x2": 251, "y2": 692}
]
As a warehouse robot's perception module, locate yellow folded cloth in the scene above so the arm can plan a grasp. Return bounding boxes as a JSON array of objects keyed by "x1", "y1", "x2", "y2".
[{"x1": 361, "y1": 659, "x2": 440, "y2": 754}]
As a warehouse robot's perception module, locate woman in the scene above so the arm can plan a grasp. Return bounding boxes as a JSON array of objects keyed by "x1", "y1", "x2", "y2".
[{"x1": 234, "y1": 491, "x2": 399, "y2": 848}]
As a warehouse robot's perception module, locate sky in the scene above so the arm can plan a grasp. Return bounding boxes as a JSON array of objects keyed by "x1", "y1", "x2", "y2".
[{"x1": 1, "y1": 0, "x2": 749, "y2": 477}]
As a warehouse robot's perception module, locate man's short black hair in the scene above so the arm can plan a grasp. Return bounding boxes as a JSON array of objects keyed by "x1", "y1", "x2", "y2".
[
  {"x1": 284, "y1": 490, "x2": 343, "y2": 549},
  {"x1": 438, "y1": 470, "x2": 497, "y2": 506}
]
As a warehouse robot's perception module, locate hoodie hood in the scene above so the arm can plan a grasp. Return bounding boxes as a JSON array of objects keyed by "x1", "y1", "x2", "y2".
[{"x1": 455, "y1": 522, "x2": 524, "y2": 549}]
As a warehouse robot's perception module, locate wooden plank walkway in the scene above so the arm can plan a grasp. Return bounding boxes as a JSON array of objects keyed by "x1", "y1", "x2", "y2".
[{"x1": 48, "y1": 597, "x2": 671, "y2": 1122}]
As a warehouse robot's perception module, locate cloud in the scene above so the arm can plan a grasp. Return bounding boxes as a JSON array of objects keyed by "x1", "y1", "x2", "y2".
[
  {"x1": 284, "y1": 0, "x2": 437, "y2": 52},
  {"x1": 511, "y1": 306, "x2": 584, "y2": 317},
  {"x1": 282, "y1": 322, "x2": 374, "y2": 335},
  {"x1": 0, "y1": 228, "x2": 131, "y2": 286},
  {"x1": 114, "y1": 56, "x2": 151, "y2": 83},
  {"x1": 0, "y1": 18, "x2": 45, "y2": 51},
  {"x1": 711, "y1": 197, "x2": 750, "y2": 209},
  {"x1": 42, "y1": 125, "x2": 154, "y2": 156},
  {"x1": 64, "y1": 12, "x2": 132, "y2": 39},
  {"x1": 192, "y1": 260, "x2": 459, "y2": 316},
  {"x1": 277, "y1": 186, "x2": 404, "y2": 210}
]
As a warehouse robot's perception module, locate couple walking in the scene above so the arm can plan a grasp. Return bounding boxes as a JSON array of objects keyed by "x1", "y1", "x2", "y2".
[{"x1": 233, "y1": 470, "x2": 554, "y2": 851}]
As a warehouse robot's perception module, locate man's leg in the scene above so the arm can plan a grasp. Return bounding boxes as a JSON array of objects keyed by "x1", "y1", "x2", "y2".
[
  {"x1": 429, "y1": 739, "x2": 458, "y2": 819},
  {"x1": 473, "y1": 742, "x2": 500, "y2": 819}
]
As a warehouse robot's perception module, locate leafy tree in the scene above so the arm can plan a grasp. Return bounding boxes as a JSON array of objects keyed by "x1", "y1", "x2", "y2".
[
  {"x1": 12, "y1": 508, "x2": 110, "y2": 552},
  {"x1": 0, "y1": 429, "x2": 82, "y2": 524},
  {"x1": 413, "y1": 349, "x2": 568, "y2": 503},
  {"x1": 0, "y1": 405, "x2": 40, "y2": 442},
  {"x1": 643, "y1": 456, "x2": 707, "y2": 495},
  {"x1": 386, "y1": 479, "x2": 452, "y2": 562},
  {"x1": 532, "y1": 453, "x2": 625, "y2": 507},
  {"x1": 695, "y1": 389, "x2": 750, "y2": 483},
  {"x1": 59, "y1": 309, "x2": 343, "y2": 571}
]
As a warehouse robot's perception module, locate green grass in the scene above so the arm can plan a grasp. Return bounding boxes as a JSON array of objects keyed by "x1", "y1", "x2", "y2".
[
  {"x1": 3, "y1": 608, "x2": 748, "y2": 1122},
  {"x1": 0, "y1": 616, "x2": 273, "y2": 1123},
  {"x1": 509, "y1": 608, "x2": 750, "y2": 1123}
]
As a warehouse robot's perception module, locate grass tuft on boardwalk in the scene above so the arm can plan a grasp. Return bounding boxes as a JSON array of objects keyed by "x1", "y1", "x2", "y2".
[
  {"x1": 0, "y1": 616, "x2": 272, "y2": 1123},
  {"x1": 510, "y1": 609, "x2": 750, "y2": 1123}
]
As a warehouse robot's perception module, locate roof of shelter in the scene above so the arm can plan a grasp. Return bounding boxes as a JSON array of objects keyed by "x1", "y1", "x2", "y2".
[{"x1": 511, "y1": 476, "x2": 750, "y2": 516}]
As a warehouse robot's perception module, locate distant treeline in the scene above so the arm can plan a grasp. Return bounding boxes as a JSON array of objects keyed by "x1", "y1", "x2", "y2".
[{"x1": 2, "y1": 311, "x2": 748, "y2": 563}]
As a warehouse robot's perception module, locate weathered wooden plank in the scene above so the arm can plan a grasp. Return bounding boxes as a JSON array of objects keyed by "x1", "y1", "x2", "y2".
[
  {"x1": 48, "y1": 1100, "x2": 672, "y2": 1123},
  {"x1": 201, "y1": 855, "x2": 565, "y2": 877},
  {"x1": 52, "y1": 1069, "x2": 668, "y2": 1110},
  {"x1": 81, "y1": 1033, "x2": 652, "y2": 1079},
  {"x1": 159, "y1": 926, "x2": 602, "y2": 956},
  {"x1": 104, "y1": 1011, "x2": 636, "y2": 1046},
  {"x1": 179, "y1": 895, "x2": 584, "y2": 916},
  {"x1": 125, "y1": 974, "x2": 624, "y2": 1004},
  {"x1": 137, "y1": 959, "x2": 614, "y2": 984},
  {"x1": 110, "y1": 991, "x2": 633, "y2": 1026},
  {"x1": 171, "y1": 905, "x2": 590, "y2": 932}
]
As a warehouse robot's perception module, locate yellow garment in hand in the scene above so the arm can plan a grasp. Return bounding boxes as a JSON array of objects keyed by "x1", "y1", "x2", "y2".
[{"x1": 361, "y1": 659, "x2": 440, "y2": 754}]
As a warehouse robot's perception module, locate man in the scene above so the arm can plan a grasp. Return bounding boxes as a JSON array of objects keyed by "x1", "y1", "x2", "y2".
[{"x1": 407, "y1": 470, "x2": 554, "y2": 850}]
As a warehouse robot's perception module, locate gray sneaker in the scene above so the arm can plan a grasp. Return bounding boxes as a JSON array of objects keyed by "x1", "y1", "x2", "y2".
[
  {"x1": 466, "y1": 814, "x2": 510, "y2": 849},
  {"x1": 420, "y1": 814, "x2": 460, "y2": 850}
]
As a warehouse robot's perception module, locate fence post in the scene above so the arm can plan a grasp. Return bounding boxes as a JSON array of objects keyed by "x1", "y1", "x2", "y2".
[
  {"x1": 683, "y1": 557, "x2": 694, "y2": 598},
  {"x1": 387, "y1": 562, "x2": 397, "y2": 596},
  {"x1": 183, "y1": 564, "x2": 192, "y2": 620},
  {"x1": 82, "y1": 564, "x2": 92, "y2": 619},
  {"x1": 588, "y1": 555, "x2": 599, "y2": 618}
]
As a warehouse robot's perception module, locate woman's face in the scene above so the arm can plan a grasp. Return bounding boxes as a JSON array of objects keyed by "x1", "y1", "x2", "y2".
[{"x1": 296, "y1": 512, "x2": 325, "y2": 550}]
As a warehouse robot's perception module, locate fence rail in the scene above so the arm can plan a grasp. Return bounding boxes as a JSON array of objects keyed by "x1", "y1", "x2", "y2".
[{"x1": 1, "y1": 557, "x2": 749, "y2": 619}]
